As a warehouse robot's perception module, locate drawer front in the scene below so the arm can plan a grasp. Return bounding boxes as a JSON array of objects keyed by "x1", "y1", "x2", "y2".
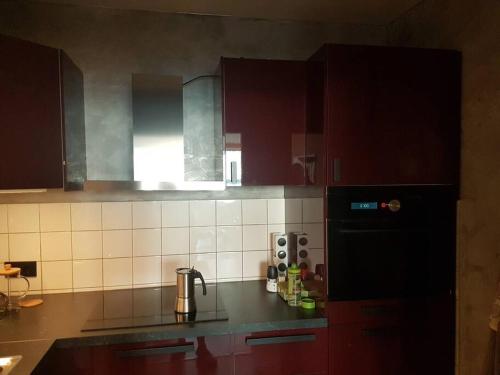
[{"x1": 234, "y1": 328, "x2": 328, "y2": 375}]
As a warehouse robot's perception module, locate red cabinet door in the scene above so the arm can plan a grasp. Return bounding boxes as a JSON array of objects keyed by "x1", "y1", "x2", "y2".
[
  {"x1": 233, "y1": 328, "x2": 328, "y2": 375},
  {"x1": 222, "y1": 58, "x2": 306, "y2": 186},
  {"x1": 330, "y1": 322, "x2": 403, "y2": 375},
  {"x1": 323, "y1": 45, "x2": 460, "y2": 186},
  {"x1": 0, "y1": 34, "x2": 64, "y2": 189},
  {"x1": 37, "y1": 336, "x2": 233, "y2": 375}
]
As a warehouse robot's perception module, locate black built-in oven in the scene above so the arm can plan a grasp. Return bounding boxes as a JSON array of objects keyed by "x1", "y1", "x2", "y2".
[{"x1": 327, "y1": 185, "x2": 457, "y2": 301}]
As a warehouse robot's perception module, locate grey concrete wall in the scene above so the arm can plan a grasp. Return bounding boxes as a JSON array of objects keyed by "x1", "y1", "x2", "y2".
[
  {"x1": 0, "y1": 1, "x2": 386, "y2": 180},
  {"x1": 388, "y1": 1, "x2": 500, "y2": 374}
]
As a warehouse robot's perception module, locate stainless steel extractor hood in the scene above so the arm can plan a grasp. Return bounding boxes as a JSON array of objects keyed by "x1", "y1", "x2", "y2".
[{"x1": 85, "y1": 73, "x2": 225, "y2": 192}]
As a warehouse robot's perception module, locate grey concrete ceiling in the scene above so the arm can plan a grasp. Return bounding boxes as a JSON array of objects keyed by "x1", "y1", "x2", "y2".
[{"x1": 33, "y1": 0, "x2": 422, "y2": 25}]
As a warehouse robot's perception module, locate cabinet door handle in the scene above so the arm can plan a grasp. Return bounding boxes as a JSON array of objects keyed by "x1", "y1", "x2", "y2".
[
  {"x1": 116, "y1": 343, "x2": 195, "y2": 358},
  {"x1": 333, "y1": 158, "x2": 341, "y2": 182},
  {"x1": 246, "y1": 334, "x2": 316, "y2": 346}
]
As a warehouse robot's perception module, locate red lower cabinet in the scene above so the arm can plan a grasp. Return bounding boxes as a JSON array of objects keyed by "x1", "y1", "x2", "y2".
[{"x1": 233, "y1": 328, "x2": 328, "y2": 375}]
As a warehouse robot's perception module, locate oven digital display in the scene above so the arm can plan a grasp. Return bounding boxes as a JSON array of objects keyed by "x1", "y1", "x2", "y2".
[{"x1": 350, "y1": 202, "x2": 378, "y2": 210}]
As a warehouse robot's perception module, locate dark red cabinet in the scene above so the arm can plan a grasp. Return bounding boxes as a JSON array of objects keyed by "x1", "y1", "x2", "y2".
[
  {"x1": 233, "y1": 328, "x2": 328, "y2": 375},
  {"x1": 221, "y1": 58, "x2": 306, "y2": 186},
  {"x1": 0, "y1": 34, "x2": 85, "y2": 190},
  {"x1": 307, "y1": 44, "x2": 461, "y2": 186}
]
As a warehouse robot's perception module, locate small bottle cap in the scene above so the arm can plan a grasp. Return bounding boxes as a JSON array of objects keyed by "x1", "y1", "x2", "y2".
[
  {"x1": 288, "y1": 263, "x2": 300, "y2": 275},
  {"x1": 267, "y1": 265, "x2": 278, "y2": 279}
]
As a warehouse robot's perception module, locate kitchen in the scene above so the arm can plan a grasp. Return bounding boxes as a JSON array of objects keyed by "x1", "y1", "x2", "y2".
[{"x1": 0, "y1": 0, "x2": 499, "y2": 374}]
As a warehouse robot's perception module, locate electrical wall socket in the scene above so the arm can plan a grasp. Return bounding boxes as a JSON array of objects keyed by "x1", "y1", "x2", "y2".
[{"x1": 8, "y1": 261, "x2": 37, "y2": 277}]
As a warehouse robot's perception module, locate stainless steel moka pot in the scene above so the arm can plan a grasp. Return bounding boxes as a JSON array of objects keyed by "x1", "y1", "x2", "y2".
[{"x1": 174, "y1": 267, "x2": 207, "y2": 314}]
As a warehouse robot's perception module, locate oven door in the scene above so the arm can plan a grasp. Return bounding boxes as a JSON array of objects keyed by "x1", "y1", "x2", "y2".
[{"x1": 327, "y1": 220, "x2": 431, "y2": 301}]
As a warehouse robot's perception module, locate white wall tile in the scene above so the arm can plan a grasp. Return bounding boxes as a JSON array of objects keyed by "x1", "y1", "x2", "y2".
[
  {"x1": 133, "y1": 256, "x2": 161, "y2": 285},
  {"x1": 302, "y1": 198, "x2": 323, "y2": 223},
  {"x1": 190, "y1": 253, "x2": 216, "y2": 281},
  {"x1": 102, "y1": 202, "x2": 132, "y2": 230},
  {"x1": 268, "y1": 224, "x2": 286, "y2": 250},
  {"x1": 243, "y1": 251, "x2": 268, "y2": 278},
  {"x1": 162, "y1": 227, "x2": 189, "y2": 255},
  {"x1": 41, "y1": 232, "x2": 72, "y2": 261},
  {"x1": 267, "y1": 199, "x2": 285, "y2": 224},
  {"x1": 162, "y1": 201, "x2": 189, "y2": 227},
  {"x1": 216, "y1": 200, "x2": 241, "y2": 225},
  {"x1": 132, "y1": 201, "x2": 161, "y2": 229},
  {"x1": 242, "y1": 200, "x2": 267, "y2": 225},
  {"x1": 42, "y1": 260, "x2": 72, "y2": 290},
  {"x1": 72, "y1": 231, "x2": 102, "y2": 259},
  {"x1": 71, "y1": 203, "x2": 101, "y2": 231},
  {"x1": 103, "y1": 230, "x2": 132, "y2": 258},
  {"x1": 133, "y1": 229, "x2": 161, "y2": 256},
  {"x1": 302, "y1": 223, "x2": 324, "y2": 248},
  {"x1": 190, "y1": 200, "x2": 215, "y2": 226},
  {"x1": 309, "y1": 249, "x2": 325, "y2": 269},
  {"x1": 103, "y1": 258, "x2": 132, "y2": 287},
  {"x1": 217, "y1": 226, "x2": 242, "y2": 252},
  {"x1": 242, "y1": 225, "x2": 268, "y2": 251},
  {"x1": 285, "y1": 223, "x2": 303, "y2": 233},
  {"x1": 40, "y1": 203, "x2": 71, "y2": 232},
  {"x1": 73, "y1": 259, "x2": 103, "y2": 289},
  {"x1": 161, "y1": 254, "x2": 189, "y2": 284},
  {"x1": 190, "y1": 227, "x2": 216, "y2": 253},
  {"x1": 0, "y1": 205, "x2": 7, "y2": 233},
  {"x1": 0, "y1": 234, "x2": 8, "y2": 262},
  {"x1": 217, "y1": 252, "x2": 242, "y2": 279},
  {"x1": 285, "y1": 199, "x2": 302, "y2": 224},
  {"x1": 9, "y1": 233, "x2": 40, "y2": 261},
  {"x1": 8, "y1": 204, "x2": 39, "y2": 233}
]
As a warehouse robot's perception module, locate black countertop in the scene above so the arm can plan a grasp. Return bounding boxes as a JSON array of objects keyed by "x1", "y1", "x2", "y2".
[{"x1": 0, "y1": 281, "x2": 327, "y2": 375}]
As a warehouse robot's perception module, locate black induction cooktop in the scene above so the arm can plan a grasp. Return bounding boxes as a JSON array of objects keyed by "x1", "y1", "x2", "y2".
[{"x1": 81, "y1": 284, "x2": 227, "y2": 332}]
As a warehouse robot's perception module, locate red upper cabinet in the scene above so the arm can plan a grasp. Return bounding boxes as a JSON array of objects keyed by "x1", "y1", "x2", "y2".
[
  {"x1": 0, "y1": 34, "x2": 85, "y2": 190},
  {"x1": 307, "y1": 44, "x2": 461, "y2": 186},
  {"x1": 221, "y1": 58, "x2": 306, "y2": 186}
]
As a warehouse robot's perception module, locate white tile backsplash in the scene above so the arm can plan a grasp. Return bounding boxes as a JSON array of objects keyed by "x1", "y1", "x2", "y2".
[
  {"x1": 133, "y1": 229, "x2": 161, "y2": 256},
  {"x1": 71, "y1": 203, "x2": 101, "y2": 231},
  {"x1": 72, "y1": 231, "x2": 102, "y2": 259},
  {"x1": 133, "y1": 201, "x2": 161, "y2": 229},
  {"x1": 217, "y1": 226, "x2": 242, "y2": 252},
  {"x1": 40, "y1": 203, "x2": 71, "y2": 232},
  {"x1": 285, "y1": 199, "x2": 302, "y2": 223},
  {"x1": 242, "y1": 200, "x2": 267, "y2": 224},
  {"x1": 8, "y1": 204, "x2": 39, "y2": 233},
  {"x1": 242, "y1": 225, "x2": 268, "y2": 251},
  {"x1": 9, "y1": 233, "x2": 40, "y2": 261},
  {"x1": 103, "y1": 258, "x2": 132, "y2": 287},
  {"x1": 0, "y1": 205, "x2": 8, "y2": 233},
  {"x1": 190, "y1": 253, "x2": 216, "y2": 281},
  {"x1": 190, "y1": 200, "x2": 215, "y2": 226},
  {"x1": 73, "y1": 259, "x2": 103, "y2": 289},
  {"x1": 216, "y1": 200, "x2": 242, "y2": 225},
  {"x1": 41, "y1": 232, "x2": 72, "y2": 261},
  {"x1": 0, "y1": 234, "x2": 8, "y2": 262},
  {"x1": 162, "y1": 201, "x2": 189, "y2": 227},
  {"x1": 243, "y1": 251, "x2": 268, "y2": 278},
  {"x1": 0, "y1": 196, "x2": 323, "y2": 293},
  {"x1": 308, "y1": 249, "x2": 325, "y2": 269},
  {"x1": 267, "y1": 199, "x2": 285, "y2": 224},
  {"x1": 133, "y1": 256, "x2": 161, "y2": 285},
  {"x1": 103, "y1": 230, "x2": 132, "y2": 258},
  {"x1": 102, "y1": 202, "x2": 132, "y2": 230},
  {"x1": 217, "y1": 252, "x2": 242, "y2": 279},
  {"x1": 302, "y1": 198, "x2": 323, "y2": 223},
  {"x1": 161, "y1": 254, "x2": 189, "y2": 284},
  {"x1": 162, "y1": 227, "x2": 189, "y2": 255},
  {"x1": 42, "y1": 260, "x2": 73, "y2": 290},
  {"x1": 190, "y1": 226, "x2": 216, "y2": 253},
  {"x1": 302, "y1": 223, "x2": 324, "y2": 249}
]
